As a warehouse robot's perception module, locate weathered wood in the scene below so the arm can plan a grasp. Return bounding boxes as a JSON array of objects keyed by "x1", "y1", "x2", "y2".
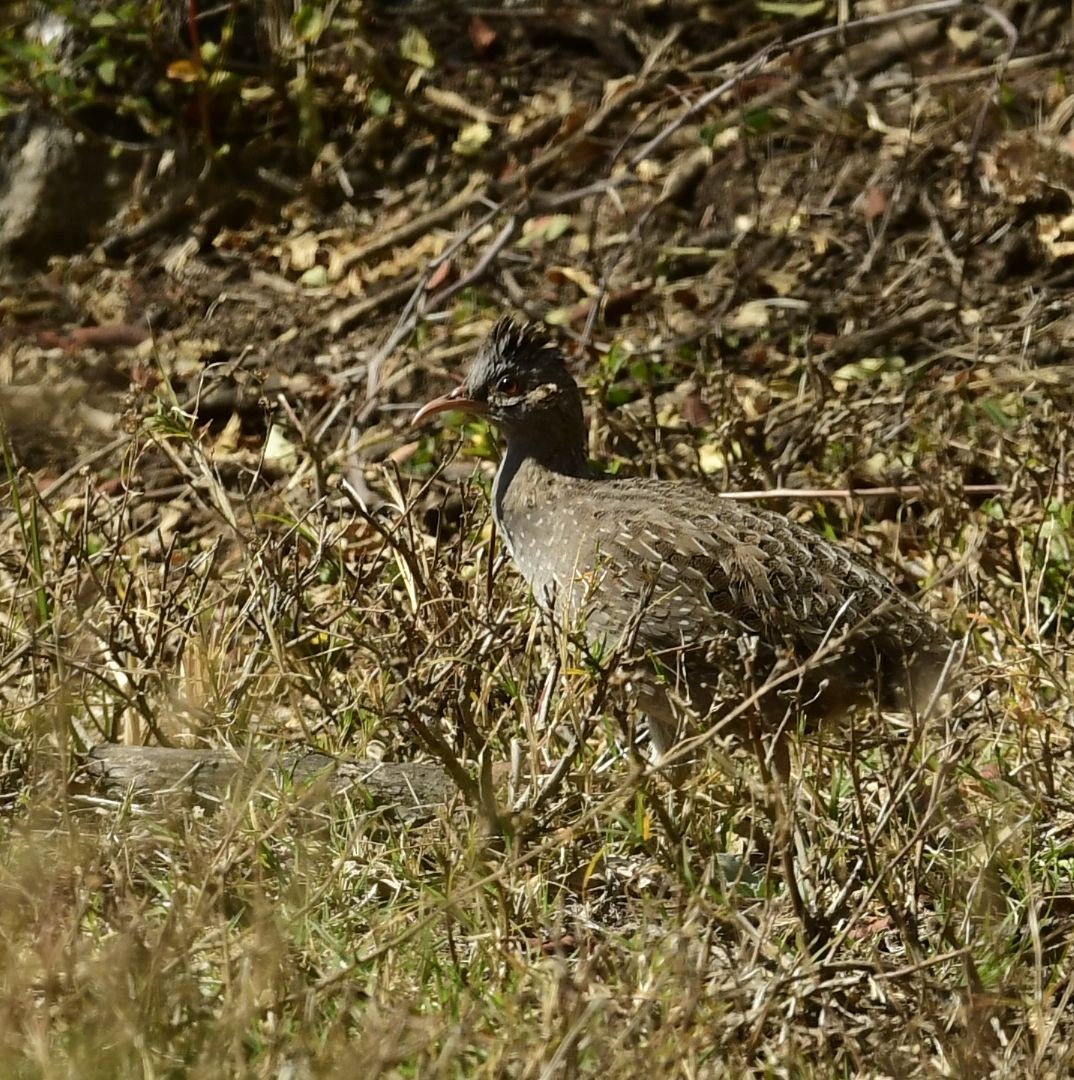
[{"x1": 84, "y1": 745, "x2": 454, "y2": 822}]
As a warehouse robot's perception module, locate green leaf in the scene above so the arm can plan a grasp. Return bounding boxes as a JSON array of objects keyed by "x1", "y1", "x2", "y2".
[
  {"x1": 517, "y1": 214, "x2": 573, "y2": 249},
  {"x1": 832, "y1": 356, "x2": 904, "y2": 383},
  {"x1": 452, "y1": 120, "x2": 491, "y2": 157},
  {"x1": 603, "y1": 341, "x2": 630, "y2": 377},
  {"x1": 299, "y1": 265, "x2": 328, "y2": 288},
  {"x1": 294, "y1": 4, "x2": 327, "y2": 43},
  {"x1": 368, "y1": 88, "x2": 392, "y2": 117},
  {"x1": 979, "y1": 399, "x2": 1012, "y2": 429},
  {"x1": 744, "y1": 108, "x2": 775, "y2": 135},
  {"x1": 400, "y1": 27, "x2": 435, "y2": 69},
  {"x1": 96, "y1": 59, "x2": 116, "y2": 86},
  {"x1": 240, "y1": 83, "x2": 276, "y2": 103},
  {"x1": 90, "y1": 12, "x2": 119, "y2": 28},
  {"x1": 544, "y1": 216, "x2": 571, "y2": 242},
  {"x1": 4, "y1": 39, "x2": 51, "y2": 65}
]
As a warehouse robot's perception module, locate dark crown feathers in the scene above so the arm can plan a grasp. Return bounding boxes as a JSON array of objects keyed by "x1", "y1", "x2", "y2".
[{"x1": 489, "y1": 317, "x2": 559, "y2": 364}]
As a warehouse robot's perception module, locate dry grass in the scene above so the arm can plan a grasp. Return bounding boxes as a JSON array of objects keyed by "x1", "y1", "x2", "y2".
[{"x1": 3, "y1": 2, "x2": 1074, "y2": 1076}]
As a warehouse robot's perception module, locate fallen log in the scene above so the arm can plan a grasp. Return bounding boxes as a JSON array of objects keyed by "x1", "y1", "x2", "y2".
[{"x1": 83, "y1": 744, "x2": 454, "y2": 823}]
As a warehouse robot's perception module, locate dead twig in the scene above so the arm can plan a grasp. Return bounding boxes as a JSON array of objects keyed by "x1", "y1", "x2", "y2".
[
  {"x1": 333, "y1": 174, "x2": 487, "y2": 280},
  {"x1": 718, "y1": 484, "x2": 1008, "y2": 502}
]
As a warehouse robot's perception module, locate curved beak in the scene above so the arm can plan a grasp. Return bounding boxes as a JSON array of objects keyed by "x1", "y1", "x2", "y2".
[{"x1": 411, "y1": 384, "x2": 487, "y2": 427}]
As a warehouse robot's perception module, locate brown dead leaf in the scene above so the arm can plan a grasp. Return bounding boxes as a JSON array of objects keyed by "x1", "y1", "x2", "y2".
[
  {"x1": 864, "y1": 185, "x2": 888, "y2": 222},
  {"x1": 672, "y1": 287, "x2": 699, "y2": 310},
  {"x1": 565, "y1": 138, "x2": 607, "y2": 172},
  {"x1": 210, "y1": 412, "x2": 243, "y2": 459},
  {"x1": 355, "y1": 233, "x2": 445, "y2": 286},
  {"x1": 757, "y1": 269, "x2": 798, "y2": 296},
  {"x1": 680, "y1": 394, "x2": 711, "y2": 428},
  {"x1": 130, "y1": 364, "x2": 159, "y2": 390},
  {"x1": 604, "y1": 284, "x2": 650, "y2": 326},
  {"x1": 523, "y1": 932, "x2": 578, "y2": 956},
  {"x1": 849, "y1": 915, "x2": 894, "y2": 941},
  {"x1": 546, "y1": 266, "x2": 598, "y2": 296},
  {"x1": 289, "y1": 232, "x2": 323, "y2": 273},
  {"x1": 947, "y1": 25, "x2": 977, "y2": 51},
  {"x1": 389, "y1": 440, "x2": 421, "y2": 466},
  {"x1": 735, "y1": 73, "x2": 790, "y2": 103},
  {"x1": 560, "y1": 105, "x2": 591, "y2": 139},
  {"x1": 426, "y1": 261, "x2": 456, "y2": 292},
  {"x1": 728, "y1": 301, "x2": 770, "y2": 330},
  {"x1": 1038, "y1": 213, "x2": 1074, "y2": 259},
  {"x1": 166, "y1": 58, "x2": 202, "y2": 82},
  {"x1": 660, "y1": 146, "x2": 712, "y2": 205},
  {"x1": 469, "y1": 15, "x2": 497, "y2": 54},
  {"x1": 544, "y1": 300, "x2": 592, "y2": 327}
]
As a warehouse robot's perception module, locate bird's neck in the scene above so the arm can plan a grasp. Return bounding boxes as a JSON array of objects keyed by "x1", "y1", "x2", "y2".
[
  {"x1": 500, "y1": 422, "x2": 590, "y2": 482},
  {"x1": 492, "y1": 428, "x2": 590, "y2": 545}
]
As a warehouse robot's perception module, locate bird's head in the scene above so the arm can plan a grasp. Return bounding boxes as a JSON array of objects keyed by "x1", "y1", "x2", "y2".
[{"x1": 412, "y1": 318, "x2": 584, "y2": 443}]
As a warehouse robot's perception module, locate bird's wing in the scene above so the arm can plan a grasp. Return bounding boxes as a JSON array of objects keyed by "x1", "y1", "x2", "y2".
[{"x1": 584, "y1": 480, "x2": 944, "y2": 659}]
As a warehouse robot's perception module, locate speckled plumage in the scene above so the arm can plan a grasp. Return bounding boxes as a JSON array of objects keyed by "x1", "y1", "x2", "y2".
[{"x1": 416, "y1": 317, "x2": 953, "y2": 759}]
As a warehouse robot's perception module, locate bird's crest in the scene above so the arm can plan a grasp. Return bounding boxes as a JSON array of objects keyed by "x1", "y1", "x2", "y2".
[{"x1": 488, "y1": 316, "x2": 559, "y2": 363}]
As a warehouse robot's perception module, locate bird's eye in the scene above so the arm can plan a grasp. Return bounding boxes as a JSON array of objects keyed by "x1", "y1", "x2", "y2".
[{"x1": 496, "y1": 376, "x2": 519, "y2": 396}]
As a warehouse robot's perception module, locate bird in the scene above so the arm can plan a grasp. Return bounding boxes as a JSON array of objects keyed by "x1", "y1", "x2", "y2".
[{"x1": 412, "y1": 317, "x2": 954, "y2": 771}]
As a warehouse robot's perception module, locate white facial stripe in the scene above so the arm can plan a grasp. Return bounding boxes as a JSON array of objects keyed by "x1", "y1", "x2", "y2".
[{"x1": 526, "y1": 382, "x2": 559, "y2": 404}]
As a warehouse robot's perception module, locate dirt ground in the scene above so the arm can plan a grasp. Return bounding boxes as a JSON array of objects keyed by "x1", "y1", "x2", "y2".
[{"x1": 2, "y1": 2, "x2": 1074, "y2": 1075}]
